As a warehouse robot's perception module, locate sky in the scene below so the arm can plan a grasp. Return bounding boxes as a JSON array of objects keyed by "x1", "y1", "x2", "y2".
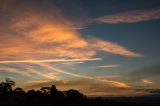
[{"x1": 0, "y1": 0, "x2": 160, "y2": 96}]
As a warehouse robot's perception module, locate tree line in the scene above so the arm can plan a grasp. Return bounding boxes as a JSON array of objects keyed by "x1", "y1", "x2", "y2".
[
  {"x1": 0, "y1": 78, "x2": 112, "y2": 106},
  {"x1": 1, "y1": 78, "x2": 151, "y2": 106}
]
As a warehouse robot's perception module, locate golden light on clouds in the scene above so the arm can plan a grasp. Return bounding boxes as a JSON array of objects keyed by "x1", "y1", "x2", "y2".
[
  {"x1": 0, "y1": 9, "x2": 139, "y2": 95},
  {"x1": 0, "y1": 58, "x2": 101, "y2": 64},
  {"x1": 0, "y1": 1, "x2": 144, "y2": 96},
  {"x1": 101, "y1": 80, "x2": 131, "y2": 88},
  {"x1": 90, "y1": 38, "x2": 141, "y2": 57},
  {"x1": 0, "y1": 7, "x2": 141, "y2": 60}
]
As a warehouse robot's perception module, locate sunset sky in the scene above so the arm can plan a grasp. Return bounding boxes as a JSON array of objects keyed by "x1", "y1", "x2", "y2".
[{"x1": 0, "y1": 0, "x2": 160, "y2": 96}]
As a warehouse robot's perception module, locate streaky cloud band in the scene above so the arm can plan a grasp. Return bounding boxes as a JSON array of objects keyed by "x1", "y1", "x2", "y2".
[{"x1": 0, "y1": 58, "x2": 102, "y2": 64}]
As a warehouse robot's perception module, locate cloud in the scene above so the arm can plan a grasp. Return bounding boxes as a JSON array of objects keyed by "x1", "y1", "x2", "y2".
[
  {"x1": 96, "y1": 76, "x2": 120, "y2": 78},
  {"x1": 0, "y1": 1, "x2": 141, "y2": 61},
  {"x1": 0, "y1": 58, "x2": 101, "y2": 64},
  {"x1": 142, "y1": 79, "x2": 154, "y2": 84},
  {"x1": 0, "y1": 62, "x2": 63, "y2": 81},
  {"x1": 61, "y1": 61, "x2": 84, "y2": 65},
  {"x1": 21, "y1": 78, "x2": 137, "y2": 96},
  {"x1": 124, "y1": 64, "x2": 160, "y2": 89},
  {"x1": 0, "y1": 65, "x2": 61, "y2": 81},
  {"x1": 18, "y1": 63, "x2": 131, "y2": 95},
  {"x1": 97, "y1": 64, "x2": 120, "y2": 68},
  {"x1": 0, "y1": 2, "x2": 94, "y2": 59},
  {"x1": 136, "y1": 88, "x2": 160, "y2": 94},
  {"x1": 24, "y1": 80, "x2": 53, "y2": 84},
  {"x1": 22, "y1": 79, "x2": 64, "y2": 90},
  {"x1": 0, "y1": 1, "x2": 143, "y2": 96},
  {"x1": 128, "y1": 64, "x2": 160, "y2": 82},
  {"x1": 98, "y1": 7, "x2": 160, "y2": 24},
  {"x1": 38, "y1": 63, "x2": 93, "y2": 79},
  {"x1": 26, "y1": 68, "x2": 61, "y2": 81},
  {"x1": 90, "y1": 37, "x2": 141, "y2": 57},
  {"x1": 36, "y1": 63, "x2": 122, "y2": 80},
  {"x1": 0, "y1": 67, "x2": 30, "y2": 77},
  {"x1": 100, "y1": 80, "x2": 130, "y2": 88},
  {"x1": 0, "y1": 62, "x2": 127, "y2": 93},
  {"x1": 147, "y1": 89, "x2": 160, "y2": 94}
]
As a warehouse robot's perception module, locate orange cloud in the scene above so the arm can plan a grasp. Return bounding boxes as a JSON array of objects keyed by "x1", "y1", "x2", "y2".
[
  {"x1": 0, "y1": 1, "x2": 143, "y2": 96},
  {"x1": 0, "y1": 5, "x2": 141, "y2": 61},
  {"x1": 0, "y1": 58, "x2": 101, "y2": 64},
  {"x1": 8, "y1": 11, "x2": 95, "y2": 59},
  {"x1": 90, "y1": 37, "x2": 141, "y2": 57},
  {"x1": 20, "y1": 78, "x2": 135, "y2": 96},
  {"x1": 101, "y1": 80, "x2": 130, "y2": 88}
]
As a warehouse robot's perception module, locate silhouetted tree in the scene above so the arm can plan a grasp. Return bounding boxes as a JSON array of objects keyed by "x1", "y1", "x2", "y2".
[
  {"x1": 0, "y1": 78, "x2": 15, "y2": 93},
  {"x1": 50, "y1": 85, "x2": 57, "y2": 94},
  {"x1": 27, "y1": 89, "x2": 36, "y2": 99},
  {"x1": 1, "y1": 78, "x2": 152, "y2": 106},
  {"x1": 65, "y1": 89, "x2": 86, "y2": 105},
  {"x1": 0, "y1": 78, "x2": 15, "y2": 100},
  {"x1": 40, "y1": 86, "x2": 50, "y2": 94},
  {"x1": 14, "y1": 87, "x2": 25, "y2": 95}
]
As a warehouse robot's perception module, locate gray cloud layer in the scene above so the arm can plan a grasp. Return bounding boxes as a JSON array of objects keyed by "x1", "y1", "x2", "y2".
[
  {"x1": 131, "y1": 64, "x2": 160, "y2": 79},
  {"x1": 126, "y1": 64, "x2": 160, "y2": 88}
]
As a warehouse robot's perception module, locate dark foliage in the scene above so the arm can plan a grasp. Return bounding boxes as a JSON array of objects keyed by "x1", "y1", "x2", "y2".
[{"x1": 0, "y1": 78, "x2": 160, "y2": 106}]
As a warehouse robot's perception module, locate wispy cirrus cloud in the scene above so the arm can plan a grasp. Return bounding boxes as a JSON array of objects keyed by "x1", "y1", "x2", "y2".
[
  {"x1": 61, "y1": 61, "x2": 84, "y2": 65},
  {"x1": 24, "y1": 80, "x2": 50, "y2": 84},
  {"x1": 0, "y1": 67, "x2": 30, "y2": 77},
  {"x1": 0, "y1": 66, "x2": 61, "y2": 81},
  {"x1": 38, "y1": 63, "x2": 93, "y2": 79},
  {"x1": 96, "y1": 76, "x2": 120, "y2": 78},
  {"x1": 0, "y1": 58, "x2": 101, "y2": 64},
  {"x1": 97, "y1": 64, "x2": 120, "y2": 68},
  {"x1": 98, "y1": 7, "x2": 160, "y2": 24},
  {"x1": 0, "y1": 1, "x2": 141, "y2": 61},
  {"x1": 21, "y1": 63, "x2": 130, "y2": 90},
  {"x1": 100, "y1": 80, "x2": 130, "y2": 88},
  {"x1": 26, "y1": 67, "x2": 61, "y2": 81},
  {"x1": 21, "y1": 78, "x2": 134, "y2": 96},
  {"x1": 0, "y1": 1, "x2": 143, "y2": 96},
  {"x1": 90, "y1": 38, "x2": 141, "y2": 57}
]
